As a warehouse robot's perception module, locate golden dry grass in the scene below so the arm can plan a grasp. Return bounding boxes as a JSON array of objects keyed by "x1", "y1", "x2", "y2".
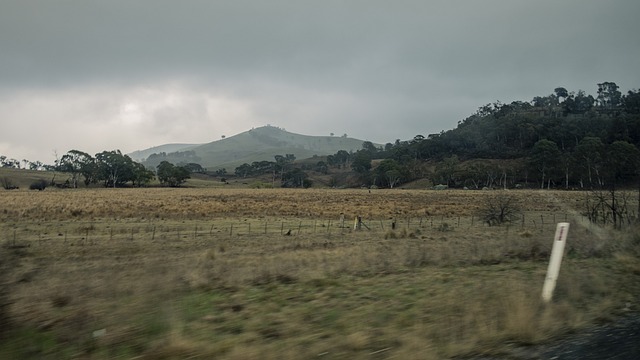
[
  {"x1": 0, "y1": 187, "x2": 582, "y2": 221},
  {"x1": 1, "y1": 188, "x2": 639, "y2": 359}
]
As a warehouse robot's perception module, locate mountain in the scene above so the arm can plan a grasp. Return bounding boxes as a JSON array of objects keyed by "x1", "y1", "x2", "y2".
[{"x1": 133, "y1": 126, "x2": 376, "y2": 170}]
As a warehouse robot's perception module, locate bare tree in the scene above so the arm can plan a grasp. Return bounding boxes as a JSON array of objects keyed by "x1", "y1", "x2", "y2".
[{"x1": 479, "y1": 193, "x2": 521, "y2": 226}]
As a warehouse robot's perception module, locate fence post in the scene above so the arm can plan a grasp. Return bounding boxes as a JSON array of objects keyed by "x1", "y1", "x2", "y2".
[{"x1": 354, "y1": 216, "x2": 361, "y2": 231}]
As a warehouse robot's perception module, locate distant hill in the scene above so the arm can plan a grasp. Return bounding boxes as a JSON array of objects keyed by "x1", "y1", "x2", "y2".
[
  {"x1": 133, "y1": 126, "x2": 377, "y2": 170},
  {"x1": 128, "y1": 143, "x2": 199, "y2": 162}
]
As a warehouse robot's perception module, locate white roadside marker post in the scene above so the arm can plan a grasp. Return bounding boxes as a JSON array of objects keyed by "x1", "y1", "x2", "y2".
[{"x1": 542, "y1": 222, "x2": 570, "y2": 303}]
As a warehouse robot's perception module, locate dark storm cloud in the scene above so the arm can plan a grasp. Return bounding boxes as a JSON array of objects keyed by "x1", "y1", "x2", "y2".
[{"x1": 1, "y1": 1, "x2": 639, "y2": 162}]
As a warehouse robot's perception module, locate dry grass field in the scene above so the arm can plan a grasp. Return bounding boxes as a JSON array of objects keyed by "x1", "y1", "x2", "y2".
[{"x1": 1, "y1": 188, "x2": 639, "y2": 359}]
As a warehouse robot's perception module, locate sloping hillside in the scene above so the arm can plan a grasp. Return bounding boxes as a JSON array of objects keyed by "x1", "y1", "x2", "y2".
[
  {"x1": 128, "y1": 143, "x2": 199, "y2": 162},
  {"x1": 138, "y1": 126, "x2": 375, "y2": 170}
]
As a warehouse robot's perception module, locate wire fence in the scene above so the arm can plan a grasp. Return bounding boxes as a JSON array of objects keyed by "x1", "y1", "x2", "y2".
[{"x1": 2, "y1": 211, "x2": 604, "y2": 248}]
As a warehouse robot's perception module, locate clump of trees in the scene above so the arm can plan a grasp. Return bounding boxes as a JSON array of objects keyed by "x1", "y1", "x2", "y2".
[
  {"x1": 145, "y1": 150, "x2": 201, "y2": 169},
  {"x1": 54, "y1": 150, "x2": 200, "y2": 188},
  {"x1": 55, "y1": 149, "x2": 198, "y2": 188},
  {"x1": 156, "y1": 161, "x2": 191, "y2": 187},
  {"x1": 55, "y1": 150, "x2": 155, "y2": 188},
  {"x1": 235, "y1": 154, "x2": 312, "y2": 188}
]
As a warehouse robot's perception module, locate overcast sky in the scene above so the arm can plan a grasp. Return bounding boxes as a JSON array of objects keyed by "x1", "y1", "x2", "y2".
[{"x1": 1, "y1": 1, "x2": 639, "y2": 164}]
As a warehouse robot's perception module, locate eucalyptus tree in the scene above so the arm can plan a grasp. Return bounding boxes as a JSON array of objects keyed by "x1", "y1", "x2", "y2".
[
  {"x1": 529, "y1": 139, "x2": 561, "y2": 189},
  {"x1": 58, "y1": 150, "x2": 95, "y2": 187},
  {"x1": 94, "y1": 150, "x2": 135, "y2": 188},
  {"x1": 572, "y1": 137, "x2": 605, "y2": 188}
]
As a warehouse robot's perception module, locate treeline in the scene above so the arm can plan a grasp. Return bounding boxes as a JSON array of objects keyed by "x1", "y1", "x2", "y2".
[
  {"x1": 44, "y1": 150, "x2": 190, "y2": 188},
  {"x1": 0, "y1": 156, "x2": 48, "y2": 171}
]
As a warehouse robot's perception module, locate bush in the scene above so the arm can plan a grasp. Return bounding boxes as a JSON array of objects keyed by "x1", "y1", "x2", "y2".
[
  {"x1": 29, "y1": 180, "x2": 48, "y2": 191},
  {"x1": 437, "y1": 222, "x2": 452, "y2": 232},
  {"x1": 479, "y1": 193, "x2": 521, "y2": 226},
  {"x1": 302, "y1": 179, "x2": 313, "y2": 188},
  {"x1": 1, "y1": 177, "x2": 18, "y2": 190}
]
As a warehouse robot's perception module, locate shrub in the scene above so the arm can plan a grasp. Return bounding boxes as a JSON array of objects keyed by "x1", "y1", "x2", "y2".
[
  {"x1": 437, "y1": 223, "x2": 452, "y2": 232},
  {"x1": 302, "y1": 179, "x2": 313, "y2": 188},
  {"x1": 29, "y1": 180, "x2": 48, "y2": 191}
]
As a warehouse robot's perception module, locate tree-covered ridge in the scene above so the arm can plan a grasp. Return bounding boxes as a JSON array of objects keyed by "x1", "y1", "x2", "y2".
[
  {"x1": 309, "y1": 83, "x2": 640, "y2": 189},
  {"x1": 418, "y1": 85, "x2": 640, "y2": 161}
]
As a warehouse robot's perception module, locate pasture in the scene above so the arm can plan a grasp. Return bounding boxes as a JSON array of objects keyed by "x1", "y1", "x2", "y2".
[{"x1": 1, "y1": 188, "x2": 639, "y2": 359}]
